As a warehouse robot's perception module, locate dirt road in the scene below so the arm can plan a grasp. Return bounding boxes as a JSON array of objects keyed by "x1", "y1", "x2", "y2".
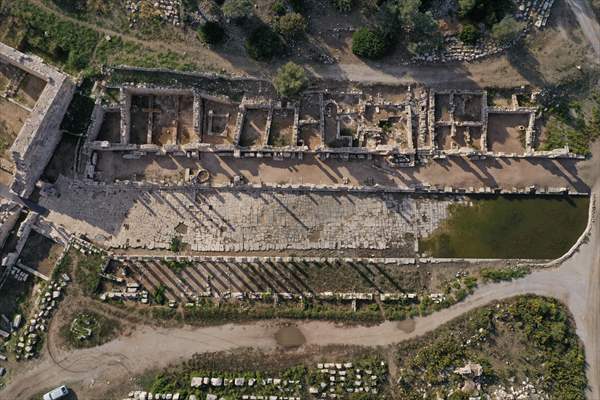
[
  {"x1": 2, "y1": 194, "x2": 599, "y2": 398},
  {"x1": 27, "y1": 0, "x2": 593, "y2": 88},
  {"x1": 565, "y1": 0, "x2": 600, "y2": 56}
]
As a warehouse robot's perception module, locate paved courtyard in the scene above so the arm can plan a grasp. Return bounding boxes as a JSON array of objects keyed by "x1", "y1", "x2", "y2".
[{"x1": 40, "y1": 176, "x2": 461, "y2": 254}]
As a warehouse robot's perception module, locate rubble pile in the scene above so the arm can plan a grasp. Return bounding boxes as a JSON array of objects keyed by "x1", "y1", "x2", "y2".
[
  {"x1": 309, "y1": 361, "x2": 387, "y2": 398},
  {"x1": 124, "y1": 392, "x2": 182, "y2": 400},
  {"x1": 189, "y1": 375, "x2": 302, "y2": 399},
  {"x1": 126, "y1": 0, "x2": 181, "y2": 26},
  {"x1": 14, "y1": 274, "x2": 70, "y2": 360},
  {"x1": 6, "y1": 265, "x2": 29, "y2": 283},
  {"x1": 490, "y1": 377, "x2": 548, "y2": 399}
]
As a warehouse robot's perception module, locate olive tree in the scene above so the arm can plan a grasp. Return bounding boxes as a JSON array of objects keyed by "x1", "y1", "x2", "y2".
[{"x1": 274, "y1": 62, "x2": 308, "y2": 98}]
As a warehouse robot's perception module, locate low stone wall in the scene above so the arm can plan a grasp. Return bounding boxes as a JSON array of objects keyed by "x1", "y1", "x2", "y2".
[{"x1": 75, "y1": 177, "x2": 590, "y2": 197}]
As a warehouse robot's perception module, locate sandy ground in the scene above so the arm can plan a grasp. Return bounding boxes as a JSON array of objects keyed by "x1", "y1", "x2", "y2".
[
  {"x1": 97, "y1": 152, "x2": 590, "y2": 193},
  {"x1": 566, "y1": 0, "x2": 600, "y2": 56}
]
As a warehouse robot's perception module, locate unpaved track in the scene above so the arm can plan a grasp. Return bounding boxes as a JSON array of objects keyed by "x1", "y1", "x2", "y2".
[
  {"x1": 2, "y1": 199, "x2": 599, "y2": 398},
  {"x1": 565, "y1": 0, "x2": 600, "y2": 56}
]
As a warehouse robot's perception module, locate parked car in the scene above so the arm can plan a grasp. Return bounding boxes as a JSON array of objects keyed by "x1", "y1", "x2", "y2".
[{"x1": 42, "y1": 385, "x2": 69, "y2": 400}]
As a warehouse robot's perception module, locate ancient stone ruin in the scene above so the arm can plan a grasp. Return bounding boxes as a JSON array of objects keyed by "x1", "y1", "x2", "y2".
[{"x1": 0, "y1": 42, "x2": 75, "y2": 197}]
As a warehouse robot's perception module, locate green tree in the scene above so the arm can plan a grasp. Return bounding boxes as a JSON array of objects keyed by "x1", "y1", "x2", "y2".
[
  {"x1": 222, "y1": 0, "x2": 253, "y2": 21},
  {"x1": 408, "y1": 11, "x2": 442, "y2": 54},
  {"x1": 351, "y1": 27, "x2": 388, "y2": 59},
  {"x1": 332, "y1": 0, "x2": 353, "y2": 13},
  {"x1": 458, "y1": 0, "x2": 477, "y2": 18},
  {"x1": 274, "y1": 12, "x2": 307, "y2": 39},
  {"x1": 491, "y1": 16, "x2": 524, "y2": 43},
  {"x1": 197, "y1": 21, "x2": 225, "y2": 44},
  {"x1": 458, "y1": 0, "x2": 513, "y2": 26},
  {"x1": 169, "y1": 236, "x2": 183, "y2": 252},
  {"x1": 271, "y1": 0, "x2": 287, "y2": 15},
  {"x1": 246, "y1": 25, "x2": 284, "y2": 61},
  {"x1": 274, "y1": 62, "x2": 308, "y2": 98},
  {"x1": 459, "y1": 23, "x2": 480, "y2": 45},
  {"x1": 396, "y1": 0, "x2": 422, "y2": 32}
]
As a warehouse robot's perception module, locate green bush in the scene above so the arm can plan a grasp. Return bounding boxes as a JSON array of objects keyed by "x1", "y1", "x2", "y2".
[
  {"x1": 289, "y1": 0, "x2": 306, "y2": 13},
  {"x1": 271, "y1": 0, "x2": 287, "y2": 15},
  {"x1": 480, "y1": 266, "x2": 530, "y2": 282},
  {"x1": 351, "y1": 27, "x2": 388, "y2": 59},
  {"x1": 491, "y1": 16, "x2": 524, "y2": 43},
  {"x1": 197, "y1": 21, "x2": 225, "y2": 44},
  {"x1": 459, "y1": 24, "x2": 480, "y2": 45},
  {"x1": 274, "y1": 12, "x2": 307, "y2": 39},
  {"x1": 169, "y1": 236, "x2": 183, "y2": 252},
  {"x1": 222, "y1": 0, "x2": 253, "y2": 20},
  {"x1": 331, "y1": 0, "x2": 353, "y2": 12},
  {"x1": 274, "y1": 62, "x2": 308, "y2": 98},
  {"x1": 153, "y1": 286, "x2": 167, "y2": 305},
  {"x1": 458, "y1": 0, "x2": 513, "y2": 26},
  {"x1": 245, "y1": 26, "x2": 284, "y2": 61}
]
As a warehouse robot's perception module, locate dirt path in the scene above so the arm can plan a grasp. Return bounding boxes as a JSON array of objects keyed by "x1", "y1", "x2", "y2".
[
  {"x1": 2, "y1": 199, "x2": 599, "y2": 398},
  {"x1": 565, "y1": 0, "x2": 600, "y2": 56},
  {"x1": 25, "y1": 0, "x2": 592, "y2": 88},
  {"x1": 27, "y1": 0, "x2": 244, "y2": 74}
]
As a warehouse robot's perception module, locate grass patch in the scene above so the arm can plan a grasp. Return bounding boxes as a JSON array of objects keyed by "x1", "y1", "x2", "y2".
[
  {"x1": 420, "y1": 196, "x2": 589, "y2": 259},
  {"x1": 60, "y1": 310, "x2": 120, "y2": 349},
  {"x1": 51, "y1": 252, "x2": 72, "y2": 280},
  {"x1": 164, "y1": 260, "x2": 192, "y2": 274},
  {"x1": 395, "y1": 295, "x2": 586, "y2": 399},
  {"x1": 74, "y1": 252, "x2": 105, "y2": 296},
  {"x1": 540, "y1": 80, "x2": 600, "y2": 156},
  {"x1": 146, "y1": 351, "x2": 387, "y2": 399},
  {"x1": 6, "y1": 2, "x2": 100, "y2": 74},
  {"x1": 480, "y1": 265, "x2": 530, "y2": 282},
  {"x1": 0, "y1": 1, "x2": 204, "y2": 75}
]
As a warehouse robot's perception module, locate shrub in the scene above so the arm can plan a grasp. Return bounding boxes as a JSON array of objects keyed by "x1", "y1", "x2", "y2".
[
  {"x1": 271, "y1": 0, "x2": 287, "y2": 15},
  {"x1": 332, "y1": 0, "x2": 353, "y2": 12},
  {"x1": 459, "y1": 23, "x2": 480, "y2": 45},
  {"x1": 289, "y1": 0, "x2": 306, "y2": 13},
  {"x1": 274, "y1": 62, "x2": 308, "y2": 98},
  {"x1": 222, "y1": 0, "x2": 253, "y2": 21},
  {"x1": 480, "y1": 266, "x2": 530, "y2": 282},
  {"x1": 197, "y1": 21, "x2": 225, "y2": 44},
  {"x1": 75, "y1": 254, "x2": 105, "y2": 296},
  {"x1": 169, "y1": 236, "x2": 183, "y2": 252},
  {"x1": 491, "y1": 16, "x2": 524, "y2": 43},
  {"x1": 52, "y1": 0, "x2": 87, "y2": 13},
  {"x1": 410, "y1": 11, "x2": 441, "y2": 46},
  {"x1": 458, "y1": 0, "x2": 513, "y2": 26},
  {"x1": 153, "y1": 286, "x2": 167, "y2": 305},
  {"x1": 274, "y1": 12, "x2": 307, "y2": 39},
  {"x1": 246, "y1": 25, "x2": 284, "y2": 61},
  {"x1": 351, "y1": 27, "x2": 388, "y2": 59}
]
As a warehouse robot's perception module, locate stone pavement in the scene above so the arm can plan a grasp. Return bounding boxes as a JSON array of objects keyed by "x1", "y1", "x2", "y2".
[{"x1": 39, "y1": 176, "x2": 462, "y2": 254}]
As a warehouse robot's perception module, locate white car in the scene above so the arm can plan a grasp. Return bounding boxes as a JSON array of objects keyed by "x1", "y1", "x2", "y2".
[{"x1": 42, "y1": 385, "x2": 69, "y2": 400}]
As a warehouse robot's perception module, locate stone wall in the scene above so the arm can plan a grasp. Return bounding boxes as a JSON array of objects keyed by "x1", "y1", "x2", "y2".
[{"x1": 1, "y1": 43, "x2": 75, "y2": 198}]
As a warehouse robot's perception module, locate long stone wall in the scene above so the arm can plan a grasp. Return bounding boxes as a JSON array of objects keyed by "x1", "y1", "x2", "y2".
[{"x1": 0, "y1": 42, "x2": 75, "y2": 197}]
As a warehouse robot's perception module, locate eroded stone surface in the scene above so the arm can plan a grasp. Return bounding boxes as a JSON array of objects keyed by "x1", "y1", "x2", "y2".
[{"x1": 40, "y1": 177, "x2": 462, "y2": 253}]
